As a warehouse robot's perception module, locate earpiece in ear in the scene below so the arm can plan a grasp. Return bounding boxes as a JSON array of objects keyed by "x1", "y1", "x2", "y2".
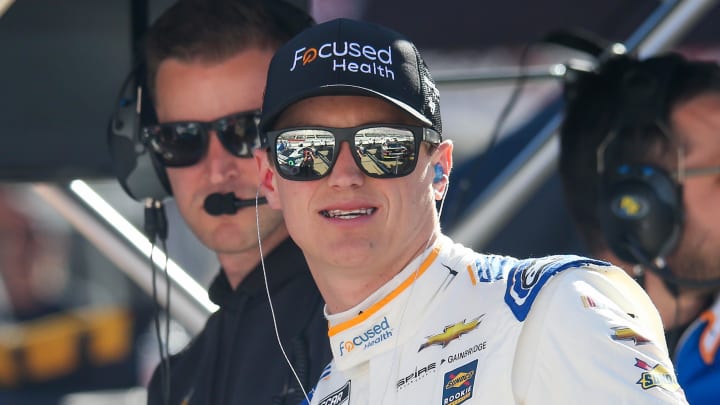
[{"x1": 433, "y1": 163, "x2": 444, "y2": 183}]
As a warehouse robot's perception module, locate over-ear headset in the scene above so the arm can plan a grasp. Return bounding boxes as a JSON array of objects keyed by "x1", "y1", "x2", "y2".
[
  {"x1": 596, "y1": 55, "x2": 685, "y2": 264},
  {"x1": 107, "y1": 0, "x2": 315, "y2": 202},
  {"x1": 598, "y1": 161, "x2": 683, "y2": 264},
  {"x1": 108, "y1": 65, "x2": 171, "y2": 201}
]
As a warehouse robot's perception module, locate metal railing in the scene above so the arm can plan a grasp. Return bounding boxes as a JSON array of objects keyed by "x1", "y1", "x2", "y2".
[{"x1": 449, "y1": 0, "x2": 718, "y2": 249}]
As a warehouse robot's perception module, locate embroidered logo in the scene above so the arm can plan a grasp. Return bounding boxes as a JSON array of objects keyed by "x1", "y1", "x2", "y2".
[
  {"x1": 418, "y1": 315, "x2": 484, "y2": 352},
  {"x1": 396, "y1": 361, "x2": 437, "y2": 391},
  {"x1": 318, "y1": 380, "x2": 350, "y2": 405},
  {"x1": 288, "y1": 42, "x2": 395, "y2": 81},
  {"x1": 612, "y1": 326, "x2": 650, "y2": 346},
  {"x1": 635, "y1": 358, "x2": 680, "y2": 392},
  {"x1": 443, "y1": 341, "x2": 488, "y2": 365},
  {"x1": 338, "y1": 316, "x2": 393, "y2": 356},
  {"x1": 442, "y1": 360, "x2": 477, "y2": 405}
]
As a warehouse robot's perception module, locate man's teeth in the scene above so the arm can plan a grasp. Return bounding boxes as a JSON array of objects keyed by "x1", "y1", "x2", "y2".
[{"x1": 323, "y1": 208, "x2": 375, "y2": 219}]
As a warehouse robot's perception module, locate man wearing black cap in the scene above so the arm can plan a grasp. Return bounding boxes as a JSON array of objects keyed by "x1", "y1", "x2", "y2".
[{"x1": 256, "y1": 18, "x2": 687, "y2": 404}]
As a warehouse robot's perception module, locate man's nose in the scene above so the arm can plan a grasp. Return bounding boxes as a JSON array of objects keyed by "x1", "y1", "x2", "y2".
[
  {"x1": 205, "y1": 131, "x2": 239, "y2": 183},
  {"x1": 326, "y1": 142, "x2": 364, "y2": 188}
]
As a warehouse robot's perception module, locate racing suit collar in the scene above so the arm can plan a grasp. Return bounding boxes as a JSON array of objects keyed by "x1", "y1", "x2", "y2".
[{"x1": 327, "y1": 236, "x2": 466, "y2": 370}]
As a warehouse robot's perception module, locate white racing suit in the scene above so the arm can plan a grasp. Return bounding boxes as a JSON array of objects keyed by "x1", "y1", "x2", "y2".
[{"x1": 303, "y1": 235, "x2": 688, "y2": 404}]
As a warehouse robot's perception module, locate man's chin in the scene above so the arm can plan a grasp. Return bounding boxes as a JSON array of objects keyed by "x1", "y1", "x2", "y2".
[
  {"x1": 211, "y1": 240, "x2": 258, "y2": 256},
  {"x1": 204, "y1": 230, "x2": 257, "y2": 254}
]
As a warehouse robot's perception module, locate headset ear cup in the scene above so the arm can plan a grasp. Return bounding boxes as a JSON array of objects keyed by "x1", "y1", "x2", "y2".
[
  {"x1": 107, "y1": 70, "x2": 172, "y2": 201},
  {"x1": 598, "y1": 165, "x2": 683, "y2": 263}
]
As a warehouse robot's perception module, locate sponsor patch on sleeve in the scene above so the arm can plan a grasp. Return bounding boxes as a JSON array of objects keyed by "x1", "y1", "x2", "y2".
[{"x1": 634, "y1": 358, "x2": 681, "y2": 392}]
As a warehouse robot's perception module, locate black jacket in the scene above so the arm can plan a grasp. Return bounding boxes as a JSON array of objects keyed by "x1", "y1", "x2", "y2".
[{"x1": 147, "y1": 239, "x2": 331, "y2": 404}]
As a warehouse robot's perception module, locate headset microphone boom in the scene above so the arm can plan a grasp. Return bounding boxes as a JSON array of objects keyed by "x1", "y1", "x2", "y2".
[{"x1": 203, "y1": 192, "x2": 268, "y2": 216}]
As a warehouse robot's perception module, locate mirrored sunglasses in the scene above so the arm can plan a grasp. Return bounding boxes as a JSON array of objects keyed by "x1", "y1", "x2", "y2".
[
  {"x1": 142, "y1": 110, "x2": 261, "y2": 167},
  {"x1": 265, "y1": 124, "x2": 441, "y2": 181}
]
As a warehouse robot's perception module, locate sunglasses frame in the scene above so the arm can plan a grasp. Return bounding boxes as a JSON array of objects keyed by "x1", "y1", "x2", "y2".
[
  {"x1": 265, "y1": 124, "x2": 441, "y2": 181},
  {"x1": 142, "y1": 109, "x2": 261, "y2": 167}
]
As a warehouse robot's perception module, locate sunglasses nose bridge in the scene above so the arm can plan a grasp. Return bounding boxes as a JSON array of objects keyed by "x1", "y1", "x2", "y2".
[
  {"x1": 325, "y1": 142, "x2": 366, "y2": 184},
  {"x1": 332, "y1": 129, "x2": 357, "y2": 157},
  {"x1": 206, "y1": 123, "x2": 239, "y2": 156},
  {"x1": 204, "y1": 126, "x2": 235, "y2": 160},
  {"x1": 204, "y1": 122, "x2": 219, "y2": 138},
  {"x1": 338, "y1": 142, "x2": 363, "y2": 169},
  {"x1": 330, "y1": 129, "x2": 360, "y2": 165}
]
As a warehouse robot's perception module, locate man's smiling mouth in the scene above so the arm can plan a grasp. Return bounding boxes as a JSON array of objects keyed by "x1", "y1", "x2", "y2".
[{"x1": 321, "y1": 208, "x2": 376, "y2": 219}]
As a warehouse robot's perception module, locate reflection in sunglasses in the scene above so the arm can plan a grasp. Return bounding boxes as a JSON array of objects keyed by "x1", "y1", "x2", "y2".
[{"x1": 267, "y1": 125, "x2": 440, "y2": 181}]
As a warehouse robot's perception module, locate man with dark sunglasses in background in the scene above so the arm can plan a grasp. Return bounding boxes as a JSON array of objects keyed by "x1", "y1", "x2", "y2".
[
  {"x1": 559, "y1": 52, "x2": 720, "y2": 405},
  {"x1": 139, "y1": 1, "x2": 331, "y2": 404},
  {"x1": 255, "y1": 18, "x2": 688, "y2": 404}
]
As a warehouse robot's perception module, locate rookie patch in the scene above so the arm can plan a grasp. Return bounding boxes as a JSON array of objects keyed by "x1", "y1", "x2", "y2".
[{"x1": 442, "y1": 359, "x2": 477, "y2": 405}]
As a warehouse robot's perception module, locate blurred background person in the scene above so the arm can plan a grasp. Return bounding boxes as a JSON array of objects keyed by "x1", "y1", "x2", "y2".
[
  {"x1": 0, "y1": 185, "x2": 153, "y2": 405},
  {"x1": 559, "y1": 52, "x2": 720, "y2": 404}
]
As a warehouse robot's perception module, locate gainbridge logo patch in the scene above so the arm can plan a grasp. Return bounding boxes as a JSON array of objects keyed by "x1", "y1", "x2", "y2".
[{"x1": 288, "y1": 41, "x2": 396, "y2": 80}]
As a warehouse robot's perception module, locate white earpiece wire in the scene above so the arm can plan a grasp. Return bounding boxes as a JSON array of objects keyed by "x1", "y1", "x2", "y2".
[
  {"x1": 437, "y1": 174, "x2": 450, "y2": 219},
  {"x1": 255, "y1": 186, "x2": 310, "y2": 403}
]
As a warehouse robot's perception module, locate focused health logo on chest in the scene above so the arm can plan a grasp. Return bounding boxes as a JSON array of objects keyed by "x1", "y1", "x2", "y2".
[
  {"x1": 289, "y1": 41, "x2": 396, "y2": 80},
  {"x1": 338, "y1": 316, "x2": 393, "y2": 356}
]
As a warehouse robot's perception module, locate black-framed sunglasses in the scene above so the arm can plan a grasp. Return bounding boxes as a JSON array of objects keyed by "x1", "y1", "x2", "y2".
[
  {"x1": 142, "y1": 110, "x2": 261, "y2": 167},
  {"x1": 264, "y1": 124, "x2": 441, "y2": 181}
]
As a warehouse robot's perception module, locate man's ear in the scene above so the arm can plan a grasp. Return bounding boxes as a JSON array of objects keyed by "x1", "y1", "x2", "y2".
[
  {"x1": 432, "y1": 140, "x2": 453, "y2": 199},
  {"x1": 254, "y1": 149, "x2": 281, "y2": 209}
]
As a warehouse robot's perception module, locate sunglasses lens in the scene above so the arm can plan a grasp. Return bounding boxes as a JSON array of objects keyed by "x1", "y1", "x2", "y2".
[
  {"x1": 355, "y1": 127, "x2": 416, "y2": 178},
  {"x1": 215, "y1": 113, "x2": 260, "y2": 158},
  {"x1": 147, "y1": 123, "x2": 206, "y2": 167},
  {"x1": 273, "y1": 126, "x2": 418, "y2": 180},
  {"x1": 275, "y1": 129, "x2": 335, "y2": 180},
  {"x1": 145, "y1": 110, "x2": 260, "y2": 167}
]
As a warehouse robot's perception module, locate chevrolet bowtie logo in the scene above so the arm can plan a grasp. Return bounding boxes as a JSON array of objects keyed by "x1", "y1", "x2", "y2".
[
  {"x1": 418, "y1": 315, "x2": 484, "y2": 352},
  {"x1": 612, "y1": 326, "x2": 650, "y2": 345}
]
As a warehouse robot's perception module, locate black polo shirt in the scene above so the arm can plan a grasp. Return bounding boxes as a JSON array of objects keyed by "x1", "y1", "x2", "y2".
[{"x1": 146, "y1": 238, "x2": 330, "y2": 404}]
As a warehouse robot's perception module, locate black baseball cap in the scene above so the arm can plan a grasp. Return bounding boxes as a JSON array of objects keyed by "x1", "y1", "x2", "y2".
[{"x1": 260, "y1": 18, "x2": 442, "y2": 137}]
